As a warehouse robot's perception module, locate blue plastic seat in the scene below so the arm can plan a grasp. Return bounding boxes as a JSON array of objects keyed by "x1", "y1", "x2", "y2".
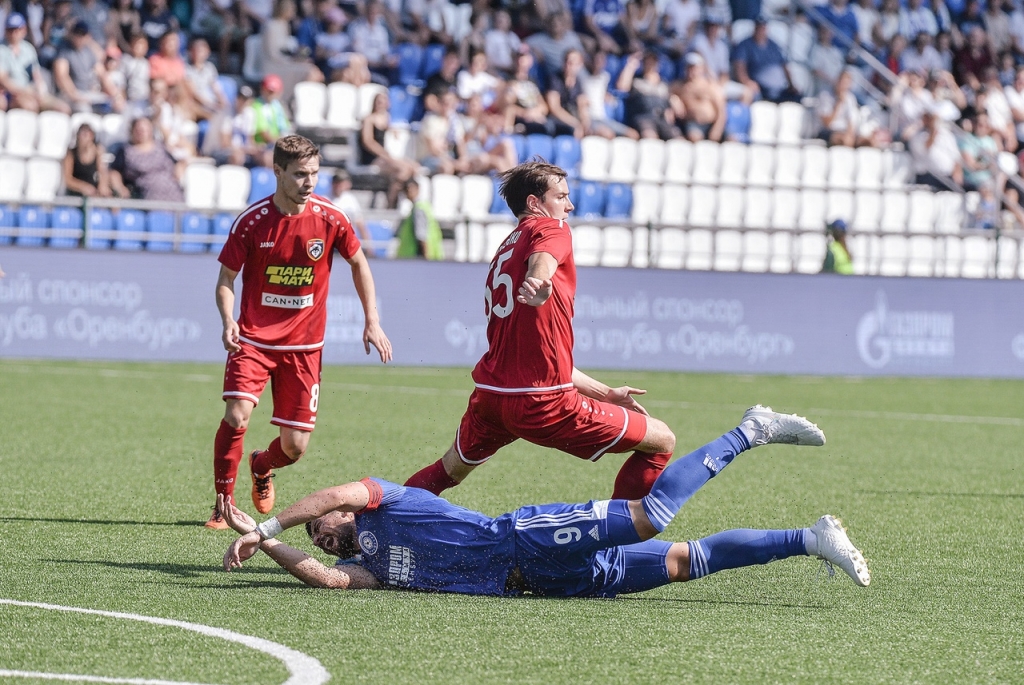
[
  {"x1": 50, "y1": 207, "x2": 83, "y2": 248},
  {"x1": 114, "y1": 209, "x2": 145, "y2": 251},
  {"x1": 603, "y1": 53, "x2": 624, "y2": 83},
  {"x1": 553, "y1": 135, "x2": 581, "y2": 177},
  {"x1": 248, "y1": 167, "x2": 276, "y2": 204},
  {"x1": 0, "y1": 204, "x2": 12, "y2": 245},
  {"x1": 525, "y1": 134, "x2": 555, "y2": 163},
  {"x1": 86, "y1": 208, "x2": 113, "y2": 249},
  {"x1": 657, "y1": 54, "x2": 676, "y2": 83},
  {"x1": 725, "y1": 100, "x2": 752, "y2": 143},
  {"x1": 574, "y1": 180, "x2": 606, "y2": 219},
  {"x1": 15, "y1": 205, "x2": 48, "y2": 247},
  {"x1": 605, "y1": 94, "x2": 625, "y2": 124},
  {"x1": 314, "y1": 174, "x2": 332, "y2": 197},
  {"x1": 180, "y1": 212, "x2": 211, "y2": 253},
  {"x1": 366, "y1": 220, "x2": 394, "y2": 258},
  {"x1": 389, "y1": 85, "x2": 419, "y2": 125},
  {"x1": 489, "y1": 177, "x2": 514, "y2": 217},
  {"x1": 146, "y1": 210, "x2": 175, "y2": 251},
  {"x1": 396, "y1": 42, "x2": 424, "y2": 86},
  {"x1": 511, "y1": 134, "x2": 528, "y2": 163},
  {"x1": 211, "y1": 212, "x2": 233, "y2": 250},
  {"x1": 420, "y1": 43, "x2": 446, "y2": 80},
  {"x1": 218, "y1": 75, "x2": 238, "y2": 113},
  {"x1": 604, "y1": 183, "x2": 633, "y2": 218}
]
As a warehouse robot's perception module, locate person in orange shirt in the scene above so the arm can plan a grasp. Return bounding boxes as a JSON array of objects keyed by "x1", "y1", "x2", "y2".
[{"x1": 148, "y1": 29, "x2": 186, "y2": 87}]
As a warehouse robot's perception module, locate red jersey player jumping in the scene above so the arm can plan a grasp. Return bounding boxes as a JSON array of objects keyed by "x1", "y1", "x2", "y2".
[
  {"x1": 205, "y1": 135, "x2": 393, "y2": 529},
  {"x1": 405, "y1": 161, "x2": 677, "y2": 500}
]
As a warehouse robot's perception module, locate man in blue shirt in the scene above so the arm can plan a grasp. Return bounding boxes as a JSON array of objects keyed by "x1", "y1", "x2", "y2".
[
  {"x1": 219, "y1": 406, "x2": 871, "y2": 595},
  {"x1": 732, "y1": 17, "x2": 799, "y2": 102}
]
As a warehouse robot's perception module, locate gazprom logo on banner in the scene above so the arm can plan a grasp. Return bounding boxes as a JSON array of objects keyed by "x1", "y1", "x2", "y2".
[{"x1": 856, "y1": 291, "x2": 954, "y2": 369}]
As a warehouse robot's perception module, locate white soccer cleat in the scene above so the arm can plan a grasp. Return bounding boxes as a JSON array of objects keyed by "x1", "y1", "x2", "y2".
[
  {"x1": 811, "y1": 514, "x2": 871, "y2": 587},
  {"x1": 742, "y1": 405, "x2": 826, "y2": 447}
]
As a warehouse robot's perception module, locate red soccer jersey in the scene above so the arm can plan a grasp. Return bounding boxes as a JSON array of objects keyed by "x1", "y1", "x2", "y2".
[
  {"x1": 471, "y1": 216, "x2": 577, "y2": 393},
  {"x1": 218, "y1": 194, "x2": 361, "y2": 350}
]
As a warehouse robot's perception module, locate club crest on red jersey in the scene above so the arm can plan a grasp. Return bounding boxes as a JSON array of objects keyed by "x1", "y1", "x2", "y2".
[{"x1": 307, "y1": 238, "x2": 325, "y2": 261}]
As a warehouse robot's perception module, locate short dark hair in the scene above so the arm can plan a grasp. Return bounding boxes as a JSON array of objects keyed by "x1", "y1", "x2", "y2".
[
  {"x1": 273, "y1": 134, "x2": 320, "y2": 170},
  {"x1": 498, "y1": 161, "x2": 567, "y2": 217}
]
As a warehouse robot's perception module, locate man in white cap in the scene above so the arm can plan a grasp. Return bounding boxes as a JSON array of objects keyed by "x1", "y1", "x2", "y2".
[{"x1": 0, "y1": 12, "x2": 70, "y2": 113}]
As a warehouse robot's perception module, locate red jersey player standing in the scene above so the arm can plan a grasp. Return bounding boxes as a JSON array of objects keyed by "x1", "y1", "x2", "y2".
[
  {"x1": 405, "y1": 161, "x2": 676, "y2": 499},
  {"x1": 205, "y1": 135, "x2": 393, "y2": 529}
]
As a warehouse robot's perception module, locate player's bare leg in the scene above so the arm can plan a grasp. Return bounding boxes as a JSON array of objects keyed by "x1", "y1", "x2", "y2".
[
  {"x1": 611, "y1": 416, "x2": 676, "y2": 500},
  {"x1": 250, "y1": 427, "x2": 310, "y2": 514},
  {"x1": 208, "y1": 398, "x2": 255, "y2": 529}
]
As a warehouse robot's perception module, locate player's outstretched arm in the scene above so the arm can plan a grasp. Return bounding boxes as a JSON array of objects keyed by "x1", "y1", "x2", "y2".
[
  {"x1": 259, "y1": 539, "x2": 383, "y2": 589},
  {"x1": 516, "y1": 251, "x2": 558, "y2": 307},
  {"x1": 346, "y1": 249, "x2": 393, "y2": 363},
  {"x1": 216, "y1": 265, "x2": 241, "y2": 353},
  {"x1": 571, "y1": 367, "x2": 650, "y2": 416}
]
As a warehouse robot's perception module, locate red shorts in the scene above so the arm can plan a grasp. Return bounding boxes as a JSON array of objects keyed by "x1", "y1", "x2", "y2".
[
  {"x1": 453, "y1": 388, "x2": 648, "y2": 465},
  {"x1": 222, "y1": 342, "x2": 323, "y2": 432}
]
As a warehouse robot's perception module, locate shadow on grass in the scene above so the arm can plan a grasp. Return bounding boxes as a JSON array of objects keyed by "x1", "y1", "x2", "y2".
[
  {"x1": 43, "y1": 558, "x2": 291, "y2": 580},
  {"x1": 857, "y1": 490, "x2": 1024, "y2": 499},
  {"x1": 1, "y1": 516, "x2": 213, "y2": 527},
  {"x1": 616, "y1": 596, "x2": 829, "y2": 609}
]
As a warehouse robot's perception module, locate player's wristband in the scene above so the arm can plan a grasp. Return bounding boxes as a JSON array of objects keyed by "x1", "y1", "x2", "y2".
[{"x1": 256, "y1": 517, "x2": 283, "y2": 540}]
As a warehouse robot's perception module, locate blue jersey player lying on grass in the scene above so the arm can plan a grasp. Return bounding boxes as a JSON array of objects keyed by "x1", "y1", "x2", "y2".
[{"x1": 219, "y1": 405, "x2": 871, "y2": 595}]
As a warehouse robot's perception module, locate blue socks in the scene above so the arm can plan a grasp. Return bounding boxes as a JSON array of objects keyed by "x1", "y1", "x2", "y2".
[
  {"x1": 688, "y1": 528, "x2": 809, "y2": 580},
  {"x1": 640, "y1": 429, "x2": 749, "y2": 533}
]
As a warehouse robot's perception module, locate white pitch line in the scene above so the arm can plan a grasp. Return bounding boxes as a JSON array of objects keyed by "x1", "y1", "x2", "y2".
[
  {"x1": 0, "y1": 599, "x2": 330, "y2": 685},
  {"x1": 0, "y1": 669, "x2": 209, "y2": 684}
]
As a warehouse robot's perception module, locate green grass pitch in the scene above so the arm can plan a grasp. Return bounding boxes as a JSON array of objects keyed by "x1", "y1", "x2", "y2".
[{"x1": 1, "y1": 359, "x2": 1022, "y2": 684}]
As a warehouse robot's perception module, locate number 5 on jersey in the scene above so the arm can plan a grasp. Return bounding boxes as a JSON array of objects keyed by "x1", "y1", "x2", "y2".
[{"x1": 484, "y1": 250, "x2": 515, "y2": 322}]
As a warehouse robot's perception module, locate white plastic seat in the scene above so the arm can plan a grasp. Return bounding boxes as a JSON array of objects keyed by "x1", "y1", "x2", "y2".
[
  {"x1": 769, "y1": 232, "x2": 793, "y2": 272},
  {"x1": 663, "y1": 139, "x2": 693, "y2": 184},
  {"x1": 907, "y1": 190, "x2": 937, "y2": 233},
  {"x1": 852, "y1": 191, "x2": 882, "y2": 232},
  {"x1": 631, "y1": 182, "x2": 661, "y2": 224},
  {"x1": 997, "y1": 235, "x2": 1019, "y2": 279},
  {"x1": 749, "y1": 101, "x2": 779, "y2": 144},
  {"x1": 184, "y1": 163, "x2": 217, "y2": 209},
  {"x1": 770, "y1": 187, "x2": 799, "y2": 229},
  {"x1": 357, "y1": 83, "x2": 387, "y2": 121},
  {"x1": 35, "y1": 111, "x2": 72, "y2": 159},
  {"x1": 879, "y1": 234, "x2": 909, "y2": 276},
  {"x1": 767, "y1": 20, "x2": 790, "y2": 56},
  {"x1": 659, "y1": 183, "x2": 689, "y2": 226},
  {"x1": 743, "y1": 187, "x2": 773, "y2": 229},
  {"x1": 788, "y1": 19, "x2": 815, "y2": 62},
  {"x1": 907, "y1": 235, "x2": 937, "y2": 277},
  {"x1": 773, "y1": 146, "x2": 802, "y2": 187},
  {"x1": 606, "y1": 137, "x2": 639, "y2": 183},
  {"x1": 787, "y1": 63, "x2": 813, "y2": 97},
  {"x1": 795, "y1": 232, "x2": 827, "y2": 273},
  {"x1": 797, "y1": 189, "x2": 827, "y2": 231},
  {"x1": 961, "y1": 234, "x2": 994, "y2": 278},
  {"x1": 101, "y1": 113, "x2": 128, "y2": 146},
  {"x1": 293, "y1": 81, "x2": 328, "y2": 128},
  {"x1": 941, "y1": 235, "x2": 963, "y2": 277},
  {"x1": 635, "y1": 138, "x2": 666, "y2": 182},
  {"x1": 718, "y1": 141, "x2": 748, "y2": 186},
  {"x1": 485, "y1": 222, "x2": 514, "y2": 258},
  {"x1": 4, "y1": 109, "x2": 37, "y2": 156},
  {"x1": 430, "y1": 174, "x2": 462, "y2": 221},
  {"x1": 24, "y1": 157, "x2": 61, "y2": 202},
  {"x1": 854, "y1": 147, "x2": 883, "y2": 190},
  {"x1": 70, "y1": 112, "x2": 102, "y2": 138},
  {"x1": 826, "y1": 190, "x2": 855, "y2": 225},
  {"x1": 732, "y1": 19, "x2": 755, "y2": 44},
  {"x1": 715, "y1": 186, "x2": 744, "y2": 228},
  {"x1": 776, "y1": 102, "x2": 806, "y2": 144},
  {"x1": 848, "y1": 233, "x2": 872, "y2": 275},
  {"x1": 742, "y1": 230, "x2": 771, "y2": 272},
  {"x1": 687, "y1": 185, "x2": 717, "y2": 227},
  {"x1": 882, "y1": 149, "x2": 912, "y2": 187},
  {"x1": 601, "y1": 226, "x2": 633, "y2": 267},
  {"x1": 0, "y1": 156, "x2": 28, "y2": 201},
  {"x1": 827, "y1": 145, "x2": 856, "y2": 189},
  {"x1": 460, "y1": 174, "x2": 493, "y2": 220},
  {"x1": 880, "y1": 190, "x2": 910, "y2": 232},
  {"x1": 691, "y1": 140, "x2": 721, "y2": 185},
  {"x1": 933, "y1": 191, "x2": 965, "y2": 233},
  {"x1": 713, "y1": 229, "x2": 742, "y2": 271},
  {"x1": 655, "y1": 228, "x2": 686, "y2": 268},
  {"x1": 572, "y1": 224, "x2": 602, "y2": 266},
  {"x1": 800, "y1": 146, "x2": 828, "y2": 189},
  {"x1": 685, "y1": 229, "x2": 713, "y2": 270},
  {"x1": 746, "y1": 144, "x2": 775, "y2": 186},
  {"x1": 326, "y1": 82, "x2": 359, "y2": 129},
  {"x1": 216, "y1": 164, "x2": 251, "y2": 211},
  {"x1": 632, "y1": 225, "x2": 650, "y2": 268},
  {"x1": 579, "y1": 136, "x2": 610, "y2": 181}
]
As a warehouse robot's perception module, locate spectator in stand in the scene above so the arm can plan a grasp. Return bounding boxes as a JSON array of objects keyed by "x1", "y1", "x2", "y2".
[
  {"x1": 263, "y1": 0, "x2": 323, "y2": 100},
  {"x1": 457, "y1": 48, "x2": 501, "y2": 108},
  {"x1": 927, "y1": 68, "x2": 966, "y2": 121},
  {"x1": 418, "y1": 89, "x2": 467, "y2": 175},
  {"x1": 504, "y1": 45, "x2": 574, "y2": 136},
  {"x1": 892, "y1": 68, "x2": 933, "y2": 138},
  {"x1": 935, "y1": 31, "x2": 954, "y2": 71},
  {"x1": 41, "y1": 0, "x2": 74, "y2": 68},
  {"x1": 191, "y1": 0, "x2": 248, "y2": 73},
  {"x1": 901, "y1": 31, "x2": 943, "y2": 74},
  {"x1": 959, "y1": 111, "x2": 1001, "y2": 191},
  {"x1": 898, "y1": 0, "x2": 938, "y2": 39},
  {"x1": 732, "y1": 16, "x2": 799, "y2": 103},
  {"x1": 109, "y1": 115, "x2": 185, "y2": 201},
  {"x1": 313, "y1": 6, "x2": 352, "y2": 78},
  {"x1": 1004, "y1": 66, "x2": 1024, "y2": 148},
  {"x1": 980, "y1": 67, "x2": 1017, "y2": 151},
  {"x1": 883, "y1": 33, "x2": 907, "y2": 74},
  {"x1": 545, "y1": 48, "x2": 587, "y2": 139},
  {"x1": 957, "y1": 0, "x2": 984, "y2": 36},
  {"x1": 63, "y1": 122, "x2": 113, "y2": 197},
  {"x1": 53, "y1": 20, "x2": 124, "y2": 113},
  {"x1": 330, "y1": 169, "x2": 370, "y2": 243},
  {"x1": 139, "y1": 0, "x2": 179, "y2": 52},
  {"x1": 659, "y1": 0, "x2": 701, "y2": 57},
  {"x1": 424, "y1": 45, "x2": 460, "y2": 114},
  {"x1": 149, "y1": 30, "x2": 186, "y2": 87},
  {"x1": 105, "y1": 0, "x2": 140, "y2": 54},
  {"x1": 119, "y1": 32, "x2": 150, "y2": 114},
  {"x1": 617, "y1": 50, "x2": 680, "y2": 140},
  {"x1": 25, "y1": 0, "x2": 45, "y2": 48},
  {"x1": 214, "y1": 83, "x2": 259, "y2": 165},
  {"x1": 296, "y1": 0, "x2": 331, "y2": 55},
  {"x1": 999, "y1": 51, "x2": 1016, "y2": 87},
  {"x1": 71, "y1": 0, "x2": 109, "y2": 45},
  {"x1": 525, "y1": 11, "x2": 585, "y2": 74},
  {"x1": 907, "y1": 108, "x2": 963, "y2": 189},
  {"x1": 459, "y1": 10, "x2": 489, "y2": 68},
  {"x1": 624, "y1": 0, "x2": 660, "y2": 54},
  {"x1": 151, "y1": 79, "x2": 200, "y2": 161},
  {"x1": 810, "y1": 24, "x2": 846, "y2": 96},
  {"x1": 851, "y1": 0, "x2": 880, "y2": 50},
  {"x1": 968, "y1": 180, "x2": 1000, "y2": 229},
  {"x1": 484, "y1": 8, "x2": 519, "y2": 78},
  {"x1": 955, "y1": 27, "x2": 992, "y2": 92},
  {"x1": 348, "y1": 0, "x2": 395, "y2": 84},
  {"x1": 186, "y1": 37, "x2": 228, "y2": 118},
  {"x1": 361, "y1": 90, "x2": 419, "y2": 205},
  {"x1": 584, "y1": 0, "x2": 629, "y2": 54},
  {"x1": 819, "y1": 0, "x2": 859, "y2": 47},
  {"x1": 673, "y1": 52, "x2": 725, "y2": 142},
  {"x1": 817, "y1": 69, "x2": 867, "y2": 147},
  {"x1": 689, "y1": 14, "x2": 749, "y2": 102},
  {"x1": 239, "y1": 74, "x2": 293, "y2": 167},
  {"x1": 876, "y1": 0, "x2": 901, "y2": 45},
  {"x1": 0, "y1": 13, "x2": 70, "y2": 113},
  {"x1": 1009, "y1": 0, "x2": 1024, "y2": 55},
  {"x1": 929, "y1": 0, "x2": 954, "y2": 34},
  {"x1": 983, "y1": 0, "x2": 1013, "y2": 56},
  {"x1": 581, "y1": 49, "x2": 640, "y2": 139}
]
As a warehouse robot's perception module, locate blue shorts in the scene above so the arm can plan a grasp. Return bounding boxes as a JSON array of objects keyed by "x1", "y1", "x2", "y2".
[{"x1": 512, "y1": 500, "x2": 673, "y2": 598}]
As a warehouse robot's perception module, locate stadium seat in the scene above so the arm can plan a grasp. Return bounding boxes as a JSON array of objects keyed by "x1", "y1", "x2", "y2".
[
  {"x1": 85, "y1": 208, "x2": 113, "y2": 249},
  {"x1": 770, "y1": 232, "x2": 794, "y2": 272},
  {"x1": 180, "y1": 212, "x2": 211, "y2": 253},
  {"x1": 326, "y1": 82, "x2": 358, "y2": 129},
  {"x1": 718, "y1": 142, "x2": 748, "y2": 186},
  {"x1": 934, "y1": 192, "x2": 966, "y2": 233},
  {"x1": 0, "y1": 156, "x2": 26, "y2": 201},
  {"x1": 573, "y1": 225, "x2": 602, "y2": 266},
  {"x1": 525, "y1": 133, "x2": 555, "y2": 162},
  {"x1": 216, "y1": 164, "x2": 251, "y2": 211},
  {"x1": 489, "y1": 177, "x2": 514, "y2": 217},
  {"x1": 663, "y1": 138, "x2": 693, "y2": 184},
  {"x1": 604, "y1": 94, "x2": 625, "y2": 124},
  {"x1": 604, "y1": 183, "x2": 632, "y2": 219},
  {"x1": 745, "y1": 144, "x2": 775, "y2": 186},
  {"x1": 460, "y1": 174, "x2": 493, "y2": 220},
  {"x1": 848, "y1": 233, "x2": 872, "y2": 275},
  {"x1": 997, "y1": 235, "x2": 1019, "y2": 279},
  {"x1": 732, "y1": 18, "x2": 755, "y2": 43},
  {"x1": 632, "y1": 225, "x2": 650, "y2": 268},
  {"x1": 388, "y1": 85, "x2": 419, "y2": 125},
  {"x1": 14, "y1": 205, "x2": 47, "y2": 247},
  {"x1": 940, "y1": 235, "x2": 962, "y2": 277},
  {"x1": 742, "y1": 231, "x2": 771, "y2": 272},
  {"x1": 579, "y1": 136, "x2": 610, "y2": 181},
  {"x1": 826, "y1": 190, "x2": 855, "y2": 224},
  {"x1": 635, "y1": 138, "x2": 666, "y2": 183},
  {"x1": 430, "y1": 174, "x2": 462, "y2": 221},
  {"x1": 852, "y1": 191, "x2": 882, "y2": 232},
  {"x1": 50, "y1": 207, "x2": 83, "y2": 248},
  {"x1": 114, "y1": 209, "x2": 145, "y2": 251},
  {"x1": 484, "y1": 222, "x2": 514, "y2": 260},
  {"x1": 879, "y1": 234, "x2": 909, "y2": 276},
  {"x1": 659, "y1": 183, "x2": 689, "y2": 226},
  {"x1": 854, "y1": 147, "x2": 883, "y2": 190},
  {"x1": 184, "y1": 163, "x2": 217, "y2": 209},
  {"x1": 248, "y1": 167, "x2": 276, "y2": 204},
  {"x1": 686, "y1": 229, "x2": 713, "y2": 270},
  {"x1": 770, "y1": 187, "x2": 799, "y2": 229},
  {"x1": 384, "y1": 127, "x2": 412, "y2": 159},
  {"x1": 0, "y1": 110, "x2": 7, "y2": 149},
  {"x1": 511, "y1": 134, "x2": 528, "y2": 163},
  {"x1": 907, "y1": 235, "x2": 937, "y2": 277},
  {"x1": 575, "y1": 180, "x2": 606, "y2": 219},
  {"x1": 553, "y1": 135, "x2": 582, "y2": 176},
  {"x1": 367, "y1": 220, "x2": 395, "y2": 258},
  {"x1": 749, "y1": 101, "x2": 779, "y2": 144},
  {"x1": 357, "y1": 83, "x2": 387, "y2": 121},
  {"x1": 601, "y1": 226, "x2": 633, "y2": 267},
  {"x1": 744, "y1": 187, "x2": 773, "y2": 229},
  {"x1": 314, "y1": 174, "x2": 332, "y2": 197},
  {"x1": 654, "y1": 227, "x2": 685, "y2": 269},
  {"x1": 907, "y1": 190, "x2": 937, "y2": 233},
  {"x1": 4, "y1": 109, "x2": 37, "y2": 156},
  {"x1": 631, "y1": 182, "x2": 661, "y2": 224},
  {"x1": 70, "y1": 112, "x2": 102, "y2": 140},
  {"x1": 797, "y1": 189, "x2": 827, "y2": 231},
  {"x1": 36, "y1": 111, "x2": 71, "y2": 159},
  {"x1": 961, "y1": 235, "x2": 994, "y2": 278},
  {"x1": 606, "y1": 137, "x2": 639, "y2": 183},
  {"x1": 766, "y1": 19, "x2": 790, "y2": 54},
  {"x1": 715, "y1": 186, "x2": 744, "y2": 228},
  {"x1": 714, "y1": 229, "x2": 743, "y2": 271},
  {"x1": 800, "y1": 146, "x2": 828, "y2": 190},
  {"x1": 218, "y1": 75, "x2": 238, "y2": 111},
  {"x1": 145, "y1": 210, "x2": 175, "y2": 251},
  {"x1": 776, "y1": 102, "x2": 806, "y2": 144},
  {"x1": 691, "y1": 140, "x2": 721, "y2": 185},
  {"x1": 724, "y1": 100, "x2": 751, "y2": 143},
  {"x1": 420, "y1": 43, "x2": 445, "y2": 80},
  {"x1": 795, "y1": 232, "x2": 827, "y2": 274},
  {"x1": 211, "y1": 213, "x2": 233, "y2": 250},
  {"x1": 293, "y1": 81, "x2": 327, "y2": 128},
  {"x1": 882, "y1": 149, "x2": 912, "y2": 187},
  {"x1": 773, "y1": 146, "x2": 801, "y2": 187},
  {"x1": 788, "y1": 17, "x2": 815, "y2": 62},
  {"x1": 396, "y1": 42, "x2": 424, "y2": 87},
  {"x1": 24, "y1": 158, "x2": 62, "y2": 202},
  {"x1": 827, "y1": 146, "x2": 856, "y2": 190},
  {"x1": 101, "y1": 113, "x2": 128, "y2": 146},
  {"x1": 687, "y1": 185, "x2": 717, "y2": 227},
  {"x1": 880, "y1": 190, "x2": 910, "y2": 233}
]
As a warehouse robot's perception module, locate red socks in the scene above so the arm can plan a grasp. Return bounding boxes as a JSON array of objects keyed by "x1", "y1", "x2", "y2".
[
  {"x1": 611, "y1": 451, "x2": 672, "y2": 500},
  {"x1": 213, "y1": 419, "x2": 246, "y2": 500},
  {"x1": 404, "y1": 458, "x2": 460, "y2": 495},
  {"x1": 252, "y1": 437, "x2": 296, "y2": 475}
]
